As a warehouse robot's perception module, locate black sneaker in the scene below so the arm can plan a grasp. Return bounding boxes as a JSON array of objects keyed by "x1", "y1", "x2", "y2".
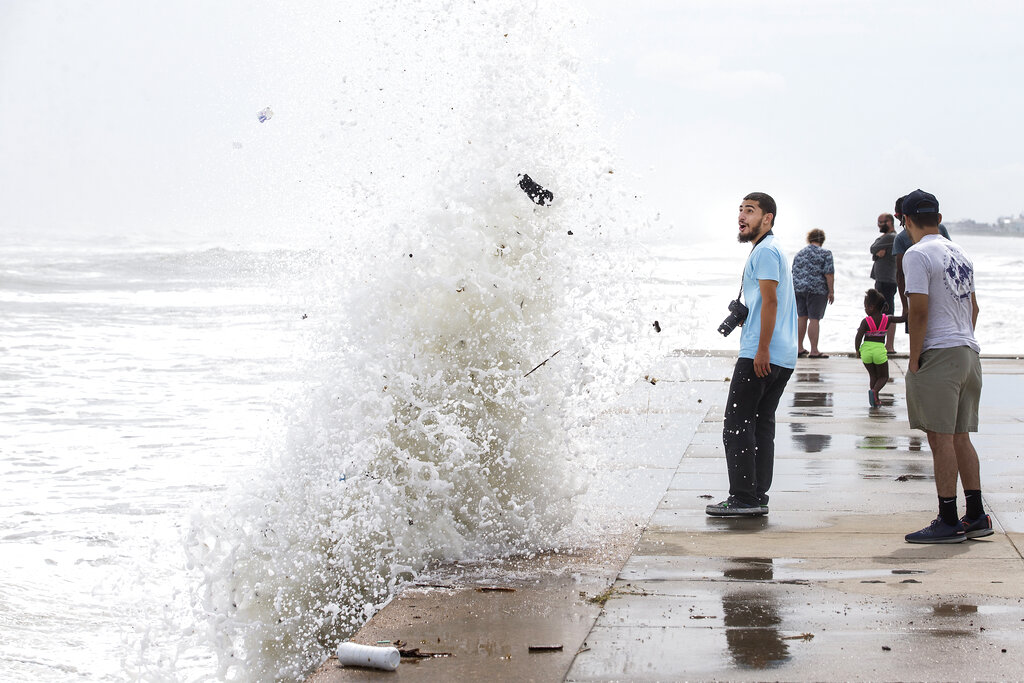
[
  {"x1": 960, "y1": 514, "x2": 994, "y2": 539},
  {"x1": 905, "y1": 516, "x2": 966, "y2": 544},
  {"x1": 706, "y1": 497, "x2": 768, "y2": 517}
]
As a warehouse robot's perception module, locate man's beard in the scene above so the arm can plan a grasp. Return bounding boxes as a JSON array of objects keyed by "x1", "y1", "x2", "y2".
[{"x1": 738, "y1": 230, "x2": 755, "y2": 243}]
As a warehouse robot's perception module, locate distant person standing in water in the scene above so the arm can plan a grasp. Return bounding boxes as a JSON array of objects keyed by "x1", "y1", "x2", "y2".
[
  {"x1": 791, "y1": 229, "x2": 834, "y2": 358},
  {"x1": 707, "y1": 192, "x2": 798, "y2": 517},
  {"x1": 869, "y1": 213, "x2": 898, "y2": 353},
  {"x1": 900, "y1": 189, "x2": 991, "y2": 544}
]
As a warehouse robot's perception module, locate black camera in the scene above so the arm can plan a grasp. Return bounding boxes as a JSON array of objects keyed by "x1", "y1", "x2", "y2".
[{"x1": 717, "y1": 299, "x2": 749, "y2": 336}]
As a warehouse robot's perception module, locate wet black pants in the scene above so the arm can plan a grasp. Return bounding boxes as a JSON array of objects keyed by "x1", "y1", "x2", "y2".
[{"x1": 723, "y1": 358, "x2": 794, "y2": 506}]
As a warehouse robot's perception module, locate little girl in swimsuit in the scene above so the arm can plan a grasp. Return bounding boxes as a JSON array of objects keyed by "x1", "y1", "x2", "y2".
[{"x1": 854, "y1": 289, "x2": 906, "y2": 407}]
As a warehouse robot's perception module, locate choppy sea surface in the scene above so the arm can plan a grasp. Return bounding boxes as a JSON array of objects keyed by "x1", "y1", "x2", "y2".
[
  {"x1": 650, "y1": 230, "x2": 1024, "y2": 357},
  {"x1": 1, "y1": 228, "x2": 1019, "y2": 681},
  {"x1": 0, "y1": 241, "x2": 317, "y2": 679}
]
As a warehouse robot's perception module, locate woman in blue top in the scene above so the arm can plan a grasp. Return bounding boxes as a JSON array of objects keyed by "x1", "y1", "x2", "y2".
[{"x1": 790, "y1": 229, "x2": 835, "y2": 358}]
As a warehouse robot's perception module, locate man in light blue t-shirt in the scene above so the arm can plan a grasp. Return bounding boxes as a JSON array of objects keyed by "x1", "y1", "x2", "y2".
[{"x1": 707, "y1": 192, "x2": 799, "y2": 517}]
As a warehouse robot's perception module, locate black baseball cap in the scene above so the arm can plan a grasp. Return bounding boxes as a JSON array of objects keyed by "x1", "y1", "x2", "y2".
[{"x1": 902, "y1": 189, "x2": 939, "y2": 215}]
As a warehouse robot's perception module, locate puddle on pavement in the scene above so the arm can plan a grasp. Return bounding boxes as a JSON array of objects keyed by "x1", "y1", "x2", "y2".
[
  {"x1": 792, "y1": 392, "x2": 832, "y2": 408},
  {"x1": 788, "y1": 424, "x2": 833, "y2": 453},
  {"x1": 721, "y1": 559, "x2": 790, "y2": 669},
  {"x1": 723, "y1": 557, "x2": 775, "y2": 581},
  {"x1": 856, "y1": 434, "x2": 900, "y2": 450},
  {"x1": 921, "y1": 606, "x2": 979, "y2": 639},
  {"x1": 933, "y1": 603, "x2": 979, "y2": 617},
  {"x1": 793, "y1": 371, "x2": 822, "y2": 383},
  {"x1": 705, "y1": 560, "x2": 1003, "y2": 670},
  {"x1": 713, "y1": 558, "x2": 926, "y2": 670},
  {"x1": 786, "y1": 389, "x2": 902, "y2": 418},
  {"x1": 789, "y1": 391, "x2": 832, "y2": 417},
  {"x1": 786, "y1": 427, "x2": 929, "y2": 463},
  {"x1": 856, "y1": 434, "x2": 926, "y2": 452},
  {"x1": 718, "y1": 557, "x2": 926, "y2": 584},
  {"x1": 705, "y1": 516, "x2": 771, "y2": 532}
]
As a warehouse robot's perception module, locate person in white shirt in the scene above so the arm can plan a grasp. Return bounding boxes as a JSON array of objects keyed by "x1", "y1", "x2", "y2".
[{"x1": 901, "y1": 189, "x2": 992, "y2": 544}]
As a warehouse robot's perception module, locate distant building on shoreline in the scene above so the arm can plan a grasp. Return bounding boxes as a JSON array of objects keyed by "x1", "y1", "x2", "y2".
[{"x1": 946, "y1": 213, "x2": 1024, "y2": 236}]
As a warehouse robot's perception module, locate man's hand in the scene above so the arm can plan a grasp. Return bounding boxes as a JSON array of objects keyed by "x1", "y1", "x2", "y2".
[
  {"x1": 909, "y1": 356, "x2": 919, "y2": 374},
  {"x1": 753, "y1": 349, "x2": 771, "y2": 377}
]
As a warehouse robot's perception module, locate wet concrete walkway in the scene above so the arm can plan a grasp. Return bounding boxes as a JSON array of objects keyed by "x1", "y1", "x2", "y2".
[{"x1": 311, "y1": 352, "x2": 1024, "y2": 681}]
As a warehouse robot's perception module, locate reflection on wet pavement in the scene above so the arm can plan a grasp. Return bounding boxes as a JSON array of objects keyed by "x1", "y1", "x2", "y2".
[
  {"x1": 857, "y1": 435, "x2": 899, "y2": 450},
  {"x1": 794, "y1": 371, "x2": 822, "y2": 383},
  {"x1": 791, "y1": 433, "x2": 832, "y2": 453},
  {"x1": 722, "y1": 559, "x2": 790, "y2": 669},
  {"x1": 705, "y1": 515, "x2": 770, "y2": 532},
  {"x1": 927, "y1": 603, "x2": 980, "y2": 638},
  {"x1": 785, "y1": 429, "x2": 931, "y2": 465},
  {"x1": 857, "y1": 457, "x2": 930, "y2": 479},
  {"x1": 875, "y1": 393, "x2": 895, "y2": 407},
  {"x1": 933, "y1": 603, "x2": 978, "y2": 617},
  {"x1": 790, "y1": 391, "x2": 833, "y2": 417},
  {"x1": 791, "y1": 392, "x2": 832, "y2": 408},
  {"x1": 723, "y1": 557, "x2": 775, "y2": 582},
  {"x1": 786, "y1": 423, "x2": 834, "y2": 454}
]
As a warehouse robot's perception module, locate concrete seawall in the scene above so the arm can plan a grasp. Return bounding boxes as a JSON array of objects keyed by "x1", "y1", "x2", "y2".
[{"x1": 310, "y1": 352, "x2": 1024, "y2": 681}]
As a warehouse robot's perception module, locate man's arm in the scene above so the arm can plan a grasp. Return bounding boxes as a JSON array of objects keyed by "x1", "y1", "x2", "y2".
[
  {"x1": 825, "y1": 273, "x2": 834, "y2": 304},
  {"x1": 870, "y1": 235, "x2": 886, "y2": 259},
  {"x1": 908, "y1": 292, "x2": 928, "y2": 373},
  {"x1": 754, "y1": 279, "x2": 778, "y2": 378},
  {"x1": 971, "y1": 292, "x2": 979, "y2": 329},
  {"x1": 896, "y1": 254, "x2": 907, "y2": 314}
]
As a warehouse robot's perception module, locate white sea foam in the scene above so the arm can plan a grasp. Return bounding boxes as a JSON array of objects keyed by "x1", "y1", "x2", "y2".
[{"x1": 182, "y1": 2, "x2": 653, "y2": 679}]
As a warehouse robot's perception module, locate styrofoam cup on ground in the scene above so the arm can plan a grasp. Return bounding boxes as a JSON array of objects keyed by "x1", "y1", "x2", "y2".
[{"x1": 336, "y1": 641, "x2": 401, "y2": 671}]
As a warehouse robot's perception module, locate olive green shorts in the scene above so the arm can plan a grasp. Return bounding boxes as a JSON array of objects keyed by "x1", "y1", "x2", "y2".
[{"x1": 905, "y1": 346, "x2": 982, "y2": 433}]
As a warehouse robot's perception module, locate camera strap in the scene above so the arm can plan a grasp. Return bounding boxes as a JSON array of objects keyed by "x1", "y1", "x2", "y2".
[{"x1": 737, "y1": 229, "x2": 773, "y2": 303}]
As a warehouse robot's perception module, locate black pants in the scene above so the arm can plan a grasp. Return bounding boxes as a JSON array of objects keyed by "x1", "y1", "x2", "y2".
[{"x1": 723, "y1": 358, "x2": 794, "y2": 506}]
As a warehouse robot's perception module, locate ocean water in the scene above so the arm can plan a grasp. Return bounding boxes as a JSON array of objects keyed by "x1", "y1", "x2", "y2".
[
  {"x1": 2, "y1": 229, "x2": 1019, "y2": 681},
  {"x1": 649, "y1": 230, "x2": 1024, "y2": 357},
  {"x1": 0, "y1": 242, "x2": 320, "y2": 680}
]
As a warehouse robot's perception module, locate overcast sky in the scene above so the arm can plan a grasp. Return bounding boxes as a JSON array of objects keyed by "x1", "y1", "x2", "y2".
[
  {"x1": 2, "y1": 1, "x2": 1022, "y2": 244},
  {"x1": 588, "y1": 0, "x2": 1024, "y2": 240}
]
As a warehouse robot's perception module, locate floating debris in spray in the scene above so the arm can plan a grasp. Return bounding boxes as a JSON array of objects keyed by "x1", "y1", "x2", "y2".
[{"x1": 518, "y1": 173, "x2": 554, "y2": 206}]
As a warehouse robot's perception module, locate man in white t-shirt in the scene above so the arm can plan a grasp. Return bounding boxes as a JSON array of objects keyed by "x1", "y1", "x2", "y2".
[{"x1": 901, "y1": 189, "x2": 991, "y2": 544}]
